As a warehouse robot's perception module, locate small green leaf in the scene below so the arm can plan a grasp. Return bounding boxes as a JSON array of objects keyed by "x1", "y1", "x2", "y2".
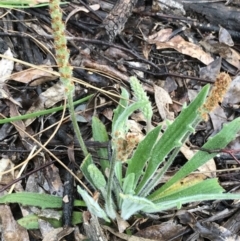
[
  {"x1": 74, "y1": 199, "x2": 86, "y2": 207},
  {"x1": 18, "y1": 211, "x2": 82, "y2": 229},
  {"x1": 122, "y1": 173, "x2": 135, "y2": 195},
  {"x1": 80, "y1": 154, "x2": 95, "y2": 189},
  {"x1": 77, "y1": 186, "x2": 110, "y2": 222},
  {"x1": 88, "y1": 164, "x2": 106, "y2": 190},
  {"x1": 0, "y1": 192, "x2": 85, "y2": 209},
  {"x1": 120, "y1": 193, "x2": 156, "y2": 220},
  {"x1": 126, "y1": 125, "x2": 162, "y2": 189},
  {"x1": 92, "y1": 116, "x2": 109, "y2": 171},
  {"x1": 0, "y1": 193, "x2": 62, "y2": 209},
  {"x1": 18, "y1": 214, "x2": 39, "y2": 230},
  {"x1": 112, "y1": 101, "x2": 148, "y2": 135},
  {"x1": 112, "y1": 87, "x2": 129, "y2": 130}
]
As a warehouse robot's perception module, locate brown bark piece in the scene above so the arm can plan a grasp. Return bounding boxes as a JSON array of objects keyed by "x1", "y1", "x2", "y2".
[{"x1": 102, "y1": 0, "x2": 138, "y2": 41}]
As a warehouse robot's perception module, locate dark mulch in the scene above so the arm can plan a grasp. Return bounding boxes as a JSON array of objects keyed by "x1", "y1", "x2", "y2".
[{"x1": 0, "y1": 0, "x2": 240, "y2": 240}]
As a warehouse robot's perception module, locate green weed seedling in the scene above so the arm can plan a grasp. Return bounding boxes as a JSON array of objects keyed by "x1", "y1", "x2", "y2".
[{"x1": 79, "y1": 75, "x2": 240, "y2": 221}]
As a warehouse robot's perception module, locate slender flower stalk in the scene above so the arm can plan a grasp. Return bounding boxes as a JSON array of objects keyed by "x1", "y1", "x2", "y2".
[{"x1": 49, "y1": 0, "x2": 88, "y2": 157}]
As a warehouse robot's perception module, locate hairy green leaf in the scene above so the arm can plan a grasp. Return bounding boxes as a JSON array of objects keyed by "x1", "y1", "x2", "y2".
[
  {"x1": 0, "y1": 193, "x2": 62, "y2": 208},
  {"x1": 142, "y1": 178, "x2": 240, "y2": 212},
  {"x1": 135, "y1": 85, "x2": 210, "y2": 195},
  {"x1": 0, "y1": 193, "x2": 85, "y2": 208},
  {"x1": 149, "y1": 117, "x2": 240, "y2": 201},
  {"x1": 88, "y1": 164, "x2": 106, "y2": 190},
  {"x1": 77, "y1": 186, "x2": 110, "y2": 222},
  {"x1": 120, "y1": 193, "x2": 156, "y2": 220},
  {"x1": 122, "y1": 173, "x2": 135, "y2": 195},
  {"x1": 80, "y1": 154, "x2": 95, "y2": 189},
  {"x1": 92, "y1": 116, "x2": 109, "y2": 171},
  {"x1": 112, "y1": 87, "x2": 129, "y2": 130},
  {"x1": 18, "y1": 211, "x2": 82, "y2": 229},
  {"x1": 126, "y1": 125, "x2": 162, "y2": 189},
  {"x1": 112, "y1": 101, "x2": 147, "y2": 135}
]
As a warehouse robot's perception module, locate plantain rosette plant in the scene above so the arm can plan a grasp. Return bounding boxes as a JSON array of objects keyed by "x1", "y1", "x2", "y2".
[{"x1": 78, "y1": 74, "x2": 240, "y2": 221}]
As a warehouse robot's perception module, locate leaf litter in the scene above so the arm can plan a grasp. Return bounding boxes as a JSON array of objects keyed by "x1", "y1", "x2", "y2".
[{"x1": 0, "y1": 1, "x2": 240, "y2": 240}]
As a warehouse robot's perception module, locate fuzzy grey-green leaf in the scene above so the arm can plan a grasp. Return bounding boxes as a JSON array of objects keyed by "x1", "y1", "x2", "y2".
[
  {"x1": 149, "y1": 116, "x2": 240, "y2": 200},
  {"x1": 88, "y1": 164, "x2": 106, "y2": 190},
  {"x1": 77, "y1": 186, "x2": 110, "y2": 222},
  {"x1": 120, "y1": 193, "x2": 156, "y2": 220}
]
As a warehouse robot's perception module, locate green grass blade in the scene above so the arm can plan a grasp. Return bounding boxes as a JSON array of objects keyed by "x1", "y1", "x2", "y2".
[{"x1": 0, "y1": 95, "x2": 92, "y2": 124}]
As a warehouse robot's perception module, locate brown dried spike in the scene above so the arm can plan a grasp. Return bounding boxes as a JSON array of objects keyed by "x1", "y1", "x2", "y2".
[{"x1": 199, "y1": 72, "x2": 231, "y2": 121}]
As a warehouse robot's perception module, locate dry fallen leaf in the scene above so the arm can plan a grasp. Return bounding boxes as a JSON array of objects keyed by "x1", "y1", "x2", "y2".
[
  {"x1": 200, "y1": 40, "x2": 240, "y2": 68},
  {"x1": 180, "y1": 144, "x2": 216, "y2": 178},
  {"x1": 199, "y1": 57, "x2": 222, "y2": 81},
  {"x1": 194, "y1": 222, "x2": 240, "y2": 241},
  {"x1": 223, "y1": 76, "x2": 240, "y2": 105},
  {"x1": 24, "y1": 82, "x2": 65, "y2": 126},
  {"x1": 200, "y1": 40, "x2": 231, "y2": 55},
  {"x1": 11, "y1": 67, "x2": 57, "y2": 86},
  {"x1": 0, "y1": 48, "x2": 14, "y2": 84},
  {"x1": 148, "y1": 28, "x2": 173, "y2": 43},
  {"x1": 65, "y1": 4, "x2": 100, "y2": 24},
  {"x1": 0, "y1": 156, "x2": 14, "y2": 182},
  {"x1": 0, "y1": 49, "x2": 22, "y2": 107},
  {"x1": 102, "y1": 108, "x2": 113, "y2": 121},
  {"x1": 40, "y1": 222, "x2": 74, "y2": 241},
  {"x1": 219, "y1": 26, "x2": 234, "y2": 46},
  {"x1": 156, "y1": 0, "x2": 185, "y2": 15},
  {"x1": 149, "y1": 32, "x2": 214, "y2": 65},
  {"x1": 7, "y1": 100, "x2": 26, "y2": 138},
  {"x1": 135, "y1": 220, "x2": 185, "y2": 241},
  {"x1": 115, "y1": 213, "x2": 130, "y2": 233},
  {"x1": 209, "y1": 106, "x2": 227, "y2": 135},
  {"x1": 224, "y1": 48, "x2": 240, "y2": 69},
  {"x1": 154, "y1": 84, "x2": 173, "y2": 120},
  {"x1": 0, "y1": 203, "x2": 29, "y2": 241}
]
